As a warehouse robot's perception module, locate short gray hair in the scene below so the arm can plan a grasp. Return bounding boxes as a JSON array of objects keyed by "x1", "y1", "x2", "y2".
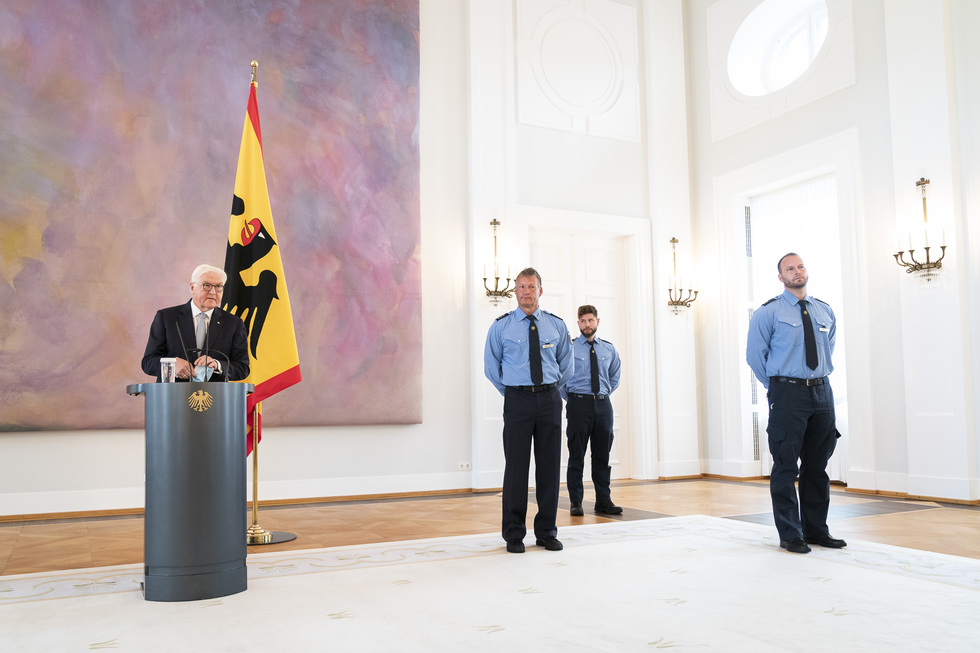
[
  {"x1": 516, "y1": 267, "x2": 542, "y2": 286},
  {"x1": 191, "y1": 264, "x2": 227, "y2": 284}
]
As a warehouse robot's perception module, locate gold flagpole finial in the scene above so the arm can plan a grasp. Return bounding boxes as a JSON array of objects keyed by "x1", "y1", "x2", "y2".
[{"x1": 250, "y1": 60, "x2": 258, "y2": 84}]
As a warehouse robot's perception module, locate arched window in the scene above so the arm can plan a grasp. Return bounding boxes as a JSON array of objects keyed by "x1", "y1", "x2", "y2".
[{"x1": 728, "y1": 0, "x2": 829, "y2": 97}]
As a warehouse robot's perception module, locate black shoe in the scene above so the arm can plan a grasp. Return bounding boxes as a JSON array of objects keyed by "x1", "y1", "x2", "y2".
[
  {"x1": 805, "y1": 535, "x2": 847, "y2": 548},
  {"x1": 506, "y1": 539, "x2": 525, "y2": 554},
  {"x1": 535, "y1": 537, "x2": 563, "y2": 551},
  {"x1": 594, "y1": 503, "x2": 623, "y2": 515},
  {"x1": 779, "y1": 538, "x2": 812, "y2": 554},
  {"x1": 569, "y1": 502, "x2": 584, "y2": 516}
]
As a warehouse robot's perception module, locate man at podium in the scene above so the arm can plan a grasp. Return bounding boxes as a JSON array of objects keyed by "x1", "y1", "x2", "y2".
[{"x1": 141, "y1": 264, "x2": 250, "y2": 382}]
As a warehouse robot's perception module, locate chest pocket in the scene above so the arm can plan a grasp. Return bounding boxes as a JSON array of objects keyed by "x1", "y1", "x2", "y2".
[
  {"x1": 536, "y1": 323, "x2": 562, "y2": 353},
  {"x1": 813, "y1": 318, "x2": 831, "y2": 344},
  {"x1": 774, "y1": 315, "x2": 803, "y2": 349},
  {"x1": 502, "y1": 332, "x2": 527, "y2": 365}
]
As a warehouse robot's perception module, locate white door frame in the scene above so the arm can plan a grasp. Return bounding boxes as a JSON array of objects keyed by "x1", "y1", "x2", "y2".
[{"x1": 517, "y1": 205, "x2": 659, "y2": 480}]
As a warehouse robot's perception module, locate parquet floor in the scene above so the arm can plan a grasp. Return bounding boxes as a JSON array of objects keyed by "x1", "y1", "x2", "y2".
[{"x1": 2, "y1": 478, "x2": 979, "y2": 576}]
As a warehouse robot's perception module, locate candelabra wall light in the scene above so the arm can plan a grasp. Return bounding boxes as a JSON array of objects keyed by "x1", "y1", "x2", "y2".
[
  {"x1": 483, "y1": 219, "x2": 515, "y2": 305},
  {"x1": 667, "y1": 237, "x2": 698, "y2": 314},
  {"x1": 893, "y1": 177, "x2": 946, "y2": 281}
]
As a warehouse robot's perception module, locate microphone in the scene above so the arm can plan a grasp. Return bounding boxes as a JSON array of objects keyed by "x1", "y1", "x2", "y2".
[
  {"x1": 175, "y1": 322, "x2": 192, "y2": 381},
  {"x1": 209, "y1": 350, "x2": 231, "y2": 382},
  {"x1": 207, "y1": 319, "x2": 232, "y2": 382},
  {"x1": 202, "y1": 315, "x2": 226, "y2": 382}
]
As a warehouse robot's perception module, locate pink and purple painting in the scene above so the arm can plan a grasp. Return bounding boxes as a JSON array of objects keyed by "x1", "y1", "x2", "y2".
[{"x1": 0, "y1": 0, "x2": 421, "y2": 430}]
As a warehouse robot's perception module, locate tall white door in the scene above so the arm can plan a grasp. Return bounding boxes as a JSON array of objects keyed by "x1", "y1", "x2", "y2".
[
  {"x1": 529, "y1": 227, "x2": 633, "y2": 481},
  {"x1": 744, "y1": 174, "x2": 849, "y2": 482}
]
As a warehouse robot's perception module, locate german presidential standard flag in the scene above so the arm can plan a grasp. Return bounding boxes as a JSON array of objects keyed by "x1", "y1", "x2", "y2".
[{"x1": 222, "y1": 71, "x2": 302, "y2": 456}]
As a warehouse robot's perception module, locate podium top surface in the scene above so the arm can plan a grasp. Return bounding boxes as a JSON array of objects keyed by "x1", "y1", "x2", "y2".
[{"x1": 127, "y1": 382, "x2": 254, "y2": 396}]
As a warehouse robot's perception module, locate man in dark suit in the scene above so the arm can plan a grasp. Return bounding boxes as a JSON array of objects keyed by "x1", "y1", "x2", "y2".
[{"x1": 142, "y1": 264, "x2": 250, "y2": 382}]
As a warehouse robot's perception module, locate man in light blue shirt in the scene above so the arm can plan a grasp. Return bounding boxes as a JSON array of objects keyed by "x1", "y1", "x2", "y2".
[
  {"x1": 746, "y1": 253, "x2": 845, "y2": 554},
  {"x1": 560, "y1": 305, "x2": 622, "y2": 516},
  {"x1": 485, "y1": 268, "x2": 573, "y2": 553}
]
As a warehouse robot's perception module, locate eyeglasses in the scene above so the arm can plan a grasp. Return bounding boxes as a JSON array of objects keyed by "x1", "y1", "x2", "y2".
[{"x1": 197, "y1": 282, "x2": 225, "y2": 293}]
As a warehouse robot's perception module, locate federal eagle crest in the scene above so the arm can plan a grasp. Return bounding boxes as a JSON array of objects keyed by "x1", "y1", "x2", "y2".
[{"x1": 188, "y1": 390, "x2": 213, "y2": 412}]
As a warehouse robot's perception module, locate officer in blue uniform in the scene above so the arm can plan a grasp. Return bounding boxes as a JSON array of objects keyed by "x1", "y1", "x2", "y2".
[
  {"x1": 746, "y1": 253, "x2": 846, "y2": 554},
  {"x1": 485, "y1": 267, "x2": 573, "y2": 553},
  {"x1": 560, "y1": 305, "x2": 622, "y2": 516}
]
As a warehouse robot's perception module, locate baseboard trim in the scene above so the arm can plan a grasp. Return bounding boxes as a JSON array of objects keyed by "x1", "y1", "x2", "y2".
[
  {"x1": 0, "y1": 488, "x2": 502, "y2": 524},
  {"x1": 6, "y1": 475, "x2": 974, "y2": 524},
  {"x1": 0, "y1": 507, "x2": 145, "y2": 524},
  {"x1": 844, "y1": 486, "x2": 980, "y2": 505}
]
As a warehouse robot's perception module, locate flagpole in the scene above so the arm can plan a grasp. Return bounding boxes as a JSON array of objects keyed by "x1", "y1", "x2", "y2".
[
  {"x1": 245, "y1": 401, "x2": 296, "y2": 545},
  {"x1": 231, "y1": 59, "x2": 298, "y2": 547},
  {"x1": 245, "y1": 402, "x2": 271, "y2": 544}
]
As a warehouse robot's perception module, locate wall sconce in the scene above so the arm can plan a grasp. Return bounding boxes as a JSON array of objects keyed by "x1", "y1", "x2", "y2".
[
  {"x1": 893, "y1": 177, "x2": 946, "y2": 281},
  {"x1": 667, "y1": 237, "x2": 698, "y2": 314},
  {"x1": 483, "y1": 219, "x2": 514, "y2": 305}
]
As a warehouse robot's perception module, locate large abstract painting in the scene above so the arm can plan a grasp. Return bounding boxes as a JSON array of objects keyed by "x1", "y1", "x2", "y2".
[{"x1": 0, "y1": 0, "x2": 421, "y2": 430}]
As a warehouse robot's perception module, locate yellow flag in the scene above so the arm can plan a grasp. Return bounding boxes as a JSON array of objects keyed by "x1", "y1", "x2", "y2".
[{"x1": 222, "y1": 73, "x2": 301, "y2": 455}]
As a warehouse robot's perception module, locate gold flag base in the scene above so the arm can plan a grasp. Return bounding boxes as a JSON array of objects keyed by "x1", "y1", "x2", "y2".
[
  {"x1": 246, "y1": 525, "x2": 296, "y2": 546},
  {"x1": 246, "y1": 402, "x2": 298, "y2": 546},
  {"x1": 246, "y1": 524, "x2": 273, "y2": 545}
]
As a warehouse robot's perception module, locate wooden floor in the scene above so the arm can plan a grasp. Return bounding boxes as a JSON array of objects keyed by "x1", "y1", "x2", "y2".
[{"x1": 2, "y1": 478, "x2": 980, "y2": 576}]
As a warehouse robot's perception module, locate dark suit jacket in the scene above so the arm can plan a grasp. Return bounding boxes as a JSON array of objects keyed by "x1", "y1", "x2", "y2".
[{"x1": 141, "y1": 301, "x2": 250, "y2": 382}]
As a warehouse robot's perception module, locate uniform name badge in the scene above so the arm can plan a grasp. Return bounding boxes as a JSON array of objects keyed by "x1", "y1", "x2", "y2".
[{"x1": 542, "y1": 343, "x2": 555, "y2": 349}]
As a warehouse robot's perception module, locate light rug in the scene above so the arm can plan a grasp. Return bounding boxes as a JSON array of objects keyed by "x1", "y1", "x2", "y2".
[{"x1": 1, "y1": 516, "x2": 977, "y2": 651}]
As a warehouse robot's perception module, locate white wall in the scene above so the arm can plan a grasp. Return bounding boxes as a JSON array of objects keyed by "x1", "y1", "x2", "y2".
[
  {"x1": 690, "y1": 0, "x2": 980, "y2": 500},
  {"x1": 466, "y1": 0, "x2": 697, "y2": 488},
  {"x1": 4, "y1": 0, "x2": 979, "y2": 518}
]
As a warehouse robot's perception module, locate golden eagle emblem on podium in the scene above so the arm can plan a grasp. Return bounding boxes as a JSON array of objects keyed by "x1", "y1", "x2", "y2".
[{"x1": 188, "y1": 390, "x2": 214, "y2": 412}]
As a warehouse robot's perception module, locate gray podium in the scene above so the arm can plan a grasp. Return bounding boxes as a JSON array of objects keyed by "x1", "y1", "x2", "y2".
[{"x1": 127, "y1": 381, "x2": 253, "y2": 602}]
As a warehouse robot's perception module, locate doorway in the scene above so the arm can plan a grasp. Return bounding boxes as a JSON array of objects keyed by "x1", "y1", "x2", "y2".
[
  {"x1": 743, "y1": 173, "x2": 849, "y2": 482},
  {"x1": 528, "y1": 227, "x2": 634, "y2": 482}
]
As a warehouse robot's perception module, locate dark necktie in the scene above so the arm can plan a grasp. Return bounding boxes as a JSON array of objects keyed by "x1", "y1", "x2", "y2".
[
  {"x1": 799, "y1": 300, "x2": 818, "y2": 370},
  {"x1": 528, "y1": 315, "x2": 543, "y2": 385},
  {"x1": 590, "y1": 340, "x2": 600, "y2": 394}
]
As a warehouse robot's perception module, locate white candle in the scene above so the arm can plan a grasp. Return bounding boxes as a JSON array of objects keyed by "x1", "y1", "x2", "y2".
[
  {"x1": 942, "y1": 229, "x2": 946, "y2": 247},
  {"x1": 924, "y1": 229, "x2": 929, "y2": 248}
]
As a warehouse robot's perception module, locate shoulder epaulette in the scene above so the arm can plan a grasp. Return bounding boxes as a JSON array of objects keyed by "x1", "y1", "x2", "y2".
[
  {"x1": 495, "y1": 311, "x2": 512, "y2": 321},
  {"x1": 761, "y1": 295, "x2": 780, "y2": 307},
  {"x1": 810, "y1": 296, "x2": 831, "y2": 307},
  {"x1": 541, "y1": 309, "x2": 562, "y2": 320}
]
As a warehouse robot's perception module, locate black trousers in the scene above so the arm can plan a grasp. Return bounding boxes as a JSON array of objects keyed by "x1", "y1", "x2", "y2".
[
  {"x1": 766, "y1": 381, "x2": 837, "y2": 542},
  {"x1": 501, "y1": 386, "x2": 562, "y2": 541},
  {"x1": 565, "y1": 395, "x2": 614, "y2": 505}
]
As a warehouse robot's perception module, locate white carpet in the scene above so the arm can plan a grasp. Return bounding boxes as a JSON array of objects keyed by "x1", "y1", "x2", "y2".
[{"x1": 1, "y1": 516, "x2": 978, "y2": 651}]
